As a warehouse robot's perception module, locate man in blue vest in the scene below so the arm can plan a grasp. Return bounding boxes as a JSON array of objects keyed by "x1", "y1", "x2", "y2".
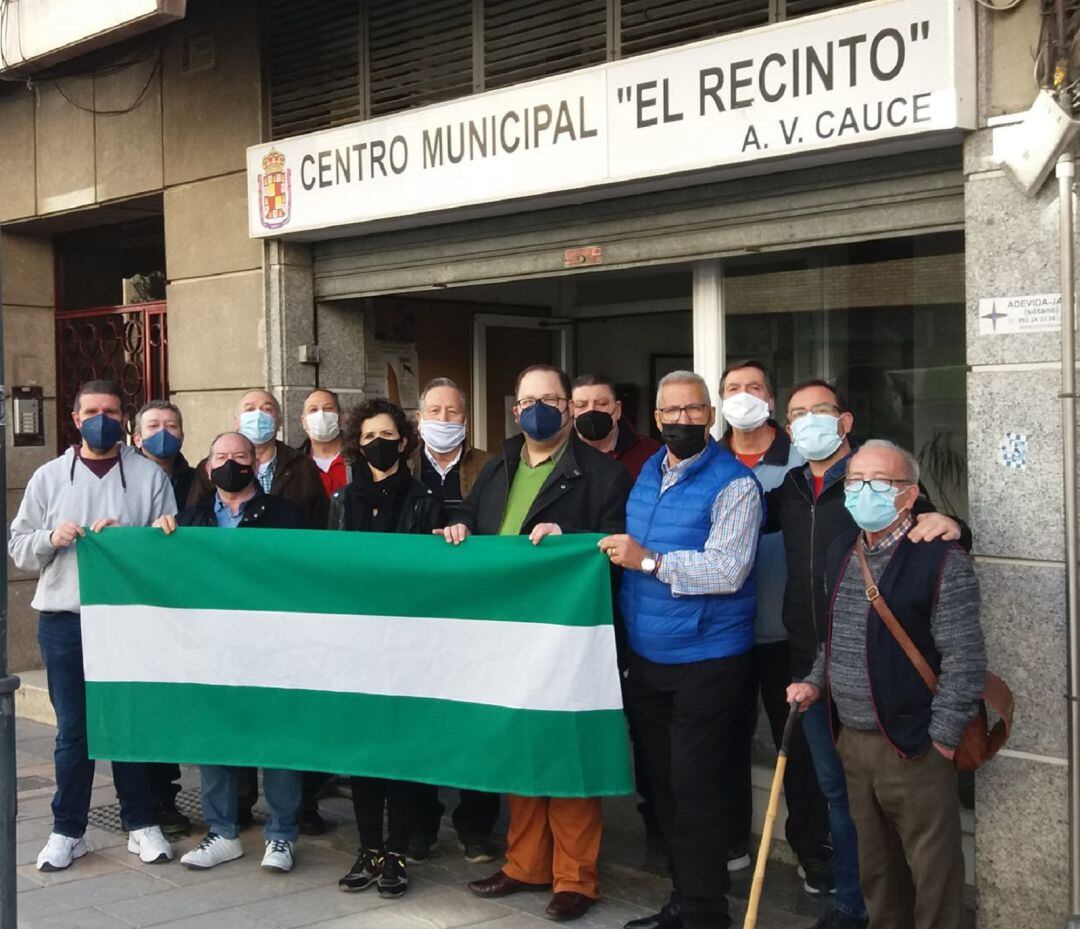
[{"x1": 599, "y1": 370, "x2": 762, "y2": 929}]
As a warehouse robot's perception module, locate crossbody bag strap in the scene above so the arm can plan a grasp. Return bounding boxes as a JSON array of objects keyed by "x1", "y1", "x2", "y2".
[{"x1": 855, "y1": 543, "x2": 939, "y2": 695}]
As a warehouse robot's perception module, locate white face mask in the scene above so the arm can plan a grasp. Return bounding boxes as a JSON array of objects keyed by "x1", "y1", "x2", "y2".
[
  {"x1": 420, "y1": 419, "x2": 467, "y2": 454},
  {"x1": 304, "y1": 410, "x2": 341, "y2": 443},
  {"x1": 721, "y1": 392, "x2": 771, "y2": 432}
]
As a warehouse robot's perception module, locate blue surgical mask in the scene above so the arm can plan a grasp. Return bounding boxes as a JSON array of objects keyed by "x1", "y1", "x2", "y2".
[
  {"x1": 519, "y1": 402, "x2": 564, "y2": 441},
  {"x1": 80, "y1": 413, "x2": 123, "y2": 452},
  {"x1": 239, "y1": 409, "x2": 277, "y2": 445},
  {"x1": 791, "y1": 412, "x2": 844, "y2": 461},
  {"x1": 141, "y1": 429, "x2": 182, "y2": 460},
  {"x1": 844, "y1": 484, "x2": 902, "y2": 532}
]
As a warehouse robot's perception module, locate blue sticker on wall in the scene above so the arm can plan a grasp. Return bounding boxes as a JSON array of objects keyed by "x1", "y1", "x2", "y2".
[{"x1": 999, "y1": 433, "x2": 1029, "y2": 470}]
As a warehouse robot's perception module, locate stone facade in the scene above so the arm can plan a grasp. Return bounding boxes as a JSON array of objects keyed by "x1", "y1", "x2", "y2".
[{"x1": 0, "y1": 1, "x2": 1074, "y2": 923}]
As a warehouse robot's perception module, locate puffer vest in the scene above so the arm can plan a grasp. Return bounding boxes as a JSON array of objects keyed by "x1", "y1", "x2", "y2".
[{"x1": 620, "y1": 440, "x2": 760, "y2": 664}]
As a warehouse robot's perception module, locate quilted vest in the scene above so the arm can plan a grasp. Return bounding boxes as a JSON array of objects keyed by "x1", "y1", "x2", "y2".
[{"x1": 620, "y1": 439, "x2": 759, "y2": 664}]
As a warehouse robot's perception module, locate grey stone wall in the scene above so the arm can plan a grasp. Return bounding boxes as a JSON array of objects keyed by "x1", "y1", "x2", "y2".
[{"x1": 965, "y1": 126, "x2": 1074, "y2": 927}]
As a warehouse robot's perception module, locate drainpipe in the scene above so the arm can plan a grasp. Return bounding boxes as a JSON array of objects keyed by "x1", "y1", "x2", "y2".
[
  {"x1": 1060, "y1": 148, "x2": 1080, "y2": 929},
  {"x1": 0, "y1": 228, "x2": 19, "y2": 927}
]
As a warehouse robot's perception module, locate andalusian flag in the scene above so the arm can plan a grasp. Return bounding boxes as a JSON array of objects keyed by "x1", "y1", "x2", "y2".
[{"x1": 78, "y1": 528, "x2": 632, "y2": 797}]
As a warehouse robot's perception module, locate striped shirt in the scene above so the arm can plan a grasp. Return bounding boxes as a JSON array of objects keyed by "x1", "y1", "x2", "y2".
[{"x1": 654, "y1": 449, "x2": 761, "y2": 597}]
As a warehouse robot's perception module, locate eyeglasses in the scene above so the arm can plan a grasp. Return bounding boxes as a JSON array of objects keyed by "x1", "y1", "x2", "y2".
[
  {"x1": 844, "y1": 478, "x2": 914, "y2": 493},
  {"x1": 657, "y1": 403, "x2": 710, "y2": 424},
  {"x1": 517, "y1": 396, "x2": 568, "y2": 410},
  {"x1": 788, "y1": 403, "x2": 841, "y2": 422}
]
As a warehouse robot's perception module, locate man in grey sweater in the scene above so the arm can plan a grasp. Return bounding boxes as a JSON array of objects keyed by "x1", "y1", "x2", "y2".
[
  {"x1": 9, "y1": 380, "x2": 178, "y2": 872},
  {"x1": 788, "y1": 440, "x2": 986, "y2": 929}
]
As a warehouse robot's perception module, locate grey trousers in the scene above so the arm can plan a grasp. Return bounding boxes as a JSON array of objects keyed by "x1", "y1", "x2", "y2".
[{"x1": 836, "y1": 727, "x2": 966, "y2": 929}]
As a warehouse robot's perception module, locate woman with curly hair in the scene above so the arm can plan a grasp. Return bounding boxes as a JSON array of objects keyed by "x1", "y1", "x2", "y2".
[{"x1": 330, "y1": 397, "x2": 443, "y2": 899}]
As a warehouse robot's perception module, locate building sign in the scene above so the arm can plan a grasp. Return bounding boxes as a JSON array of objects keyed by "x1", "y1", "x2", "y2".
[
  {"x1": 246, "y1": 0, "x2": 974, "y2": 239},
  {"x1": 978, "y1": 294, "x2": 1063, "y2": 335}
]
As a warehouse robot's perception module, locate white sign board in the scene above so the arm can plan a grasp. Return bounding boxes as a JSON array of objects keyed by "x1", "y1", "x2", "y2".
[
  {"x1": 247, "y1": 0, "x2": 975, "y2": 239},
  {"x1": 978, "y1": 294, "x2": 1063, "y2": 335}
]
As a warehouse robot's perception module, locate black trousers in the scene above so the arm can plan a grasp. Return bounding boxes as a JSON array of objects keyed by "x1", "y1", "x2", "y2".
[
  {"x1": 625, "y1": 649, "x2": 751, "y2": 929},
  {"x1": 413, "y1": 784, "x2": 501, "y2": 842},
  {"x1": 729, "y1": 640, "x2": 830, "y2": 860},
  {"x1": 148, "y1": 763, "x2": 182, "y2": 808},
  {"x1": 352, "y1": 776, "x2": 417, "y2": 855}
]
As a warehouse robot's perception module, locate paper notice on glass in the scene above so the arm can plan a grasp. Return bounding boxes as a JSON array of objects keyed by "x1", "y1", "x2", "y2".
[{"x1": 368, "y1": 341, "x2": 420, "y2": 412}]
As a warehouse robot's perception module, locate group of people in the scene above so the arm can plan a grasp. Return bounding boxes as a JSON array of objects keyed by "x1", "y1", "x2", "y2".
[{"x1": 9, "y1": 360, "x2": 988, "y2": 929}]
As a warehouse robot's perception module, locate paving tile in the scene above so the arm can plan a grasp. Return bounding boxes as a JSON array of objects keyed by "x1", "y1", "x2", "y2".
[
  {"x1": 101, "y1": 868, "x2": 315, "y2": 926},
  {"x1": 386, "y1": 887, "x2": 515, "y2": 929},
  {"x1": 150, "y1": 906, "x2": 287, "y2": 929},
  {"x1": 19, "y1": 870, "x2": 172, "y2": 920},
  {"x1": 236, "y1": 885, "x2": 399, "y2": 927},
  {"x1": 470, "y1": 915, "x2": 549, "y2": 929},
  {"x1": 303, "y1": 910, "x2": 454, "y2": 929},
  {"x1": 17, "y1": 851, "x2": 127, "y2": 886},
  {"x1": 20, "y1": 905, "x2": 138, "y2": 929},
  {"x1": 17, "y1": 814, "x2": 58, "y2": 843},
  {"x1": 17, "y1": 837, "x2": 46, "y2": 867},
  {"x1": 18, "y1": 720, "x2": 61, "y2": 741},
  {"x1": 17, "y1": 795, "x2": 59, "y2": 820}
]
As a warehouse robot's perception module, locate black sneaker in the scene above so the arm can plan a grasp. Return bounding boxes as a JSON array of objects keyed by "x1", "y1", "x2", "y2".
[
  {"x1": 339, "y1": 848, "x2": 383, "y2": 892},
  {"x1": 798, "y1": 856, "x2": 837, "y2": 895},
  {"x1": 726, "y1": 842, "x2": 751, "y2": 872},
  {"x1": 378, "y1": 851, "x2": 409, "y2": 898},
  {"x1": 160, "y1": 805, "x2": 191, "y2": 838},
  {"x1": 407, "y1": 831, "x2": 438, "y2": 862},
  {"x1": 462, "y1": 837, "x2": 500, "y2": 864}
]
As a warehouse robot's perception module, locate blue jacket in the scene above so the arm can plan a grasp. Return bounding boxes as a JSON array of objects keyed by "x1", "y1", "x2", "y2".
[
  {"x1": 720, "y1": 425, "x2": 805, "y2": 645},
  {"x1": 620, "y1": 439, "x2": 760, "y2": 664}
]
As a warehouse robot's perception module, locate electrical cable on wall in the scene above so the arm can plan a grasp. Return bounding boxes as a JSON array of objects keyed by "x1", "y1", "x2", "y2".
[{"x1": 0, "y1": 0, "x2": 164, "y2": 116}]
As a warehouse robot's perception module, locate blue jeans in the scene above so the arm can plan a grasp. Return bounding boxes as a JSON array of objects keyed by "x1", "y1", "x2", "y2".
[
  {"x1": 801, "y1": 702, "x2": 868, "y2": 920},
  {"x1": 200, "y1": 765, "x2": 301, "y2": 842},
  {"x1": 38, "y1": 612, "x2": 160, "y2": 837}
]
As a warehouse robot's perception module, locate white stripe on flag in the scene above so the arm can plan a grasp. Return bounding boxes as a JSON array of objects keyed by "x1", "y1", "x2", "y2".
[{"x1": 82, "y1": 605, "x2": 623, "y2": 713}]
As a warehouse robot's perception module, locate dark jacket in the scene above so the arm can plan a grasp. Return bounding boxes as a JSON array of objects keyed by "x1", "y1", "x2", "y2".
[
  {"x1": 169, "y1": 453, "x2": 196, "y2": 512},
  {"x1": 610, "y1": 420, "x2": 661, "y2": 481},
  {"x1": 764, "y1": 449, "x2": 970, "y2": 678},
  {"x1": 464, "y1": 432, "x2": 632, "y2": 536},
  {"x1": 408, "y1": 444, "x2": 493, "y2": 500},
  {"x1": 328, "y1": 470, "x2": 443, "y2": 534},
  {"x1": 188, "y1": 440, "x2": 329, "y2": 530},
  {"x1": 824, "y1": 532, "x2": 967, "y2": 757},
  {"x1": 177, "y1": 486, "x2": 305, "y2": 529}
]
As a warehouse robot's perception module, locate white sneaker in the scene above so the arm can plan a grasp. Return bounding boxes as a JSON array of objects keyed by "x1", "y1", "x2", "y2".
[
  {"x1": 261, "y1": 839, "x2": 294, "y2": 873},
  {"x1": 180, "y1": 832, "x2": 244, "y2": 870},
  {"x1": 36, "y1": 833, "x2": 88, "y2": 871},
  {"x1": 128, "y1": 825, "x2": 174, "y2": 864}
]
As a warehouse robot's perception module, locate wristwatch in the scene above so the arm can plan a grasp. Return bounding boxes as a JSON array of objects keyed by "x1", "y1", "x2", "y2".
[{"x1": 640, "y1": 552, "x2": 662, "y2": 576}]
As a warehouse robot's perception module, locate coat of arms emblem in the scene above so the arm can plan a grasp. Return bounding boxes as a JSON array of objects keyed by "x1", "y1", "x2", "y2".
[{"x1": 258, "y1": 149, "x2": 291, "y2": 229}]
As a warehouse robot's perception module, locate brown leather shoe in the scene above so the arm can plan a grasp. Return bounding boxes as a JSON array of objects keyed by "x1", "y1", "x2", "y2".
[
  {"x1": 545, "y1": 892, "x2": 597, "y2": 921},
  {"x1": 468, "y1": 870, "x2": 551, "y2": 898}
]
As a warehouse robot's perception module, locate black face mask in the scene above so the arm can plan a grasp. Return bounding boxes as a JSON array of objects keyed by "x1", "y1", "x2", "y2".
[
  {"x1": 210, "y1": 459, "x2": 255, "y2": 493},
  {"x1": 575, "y1": 410, "x2": 614, "y2": 442},
  {"x1": 661, "y1": 423, "x2": 709, "y2": 460},
  {"x1": 360, "y1": 437, "x2": 402, "y2": 472}
]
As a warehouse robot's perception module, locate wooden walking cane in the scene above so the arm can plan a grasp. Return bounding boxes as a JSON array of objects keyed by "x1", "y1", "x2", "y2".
[{"x1": 742, "y1": 701, "x2": 802, "y2": 929}]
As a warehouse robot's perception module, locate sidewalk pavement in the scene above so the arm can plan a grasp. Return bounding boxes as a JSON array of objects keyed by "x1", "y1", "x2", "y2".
[{"x1": 15, "y1": 717, "x2": 830, "y2": 929}]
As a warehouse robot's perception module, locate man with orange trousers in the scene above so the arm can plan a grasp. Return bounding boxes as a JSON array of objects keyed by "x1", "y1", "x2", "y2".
[{"x1": 450, "y1": 363, "x2": 631, "y2": 922}]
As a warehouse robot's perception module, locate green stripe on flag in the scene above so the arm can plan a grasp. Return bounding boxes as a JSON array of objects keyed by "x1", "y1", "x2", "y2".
[
  {"x1": 77, "y1": 528, "x2": 612, "y2": 626},
  {"x1": 86, "y1": 681, "x2": 633, "y2": 798},
  {"x1": 79, "y1": 528, "x2": 631, "y2": 796}
]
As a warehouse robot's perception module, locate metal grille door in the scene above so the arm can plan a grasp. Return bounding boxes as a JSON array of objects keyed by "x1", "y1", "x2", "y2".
[{"x1": 55, "y1": 302, "x2": 168, "y2": 451}]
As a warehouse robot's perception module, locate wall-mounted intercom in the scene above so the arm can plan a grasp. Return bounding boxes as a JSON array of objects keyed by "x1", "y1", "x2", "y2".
[{"x1": 12, "y1": 385, "x2": 45, "y2": 447}]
